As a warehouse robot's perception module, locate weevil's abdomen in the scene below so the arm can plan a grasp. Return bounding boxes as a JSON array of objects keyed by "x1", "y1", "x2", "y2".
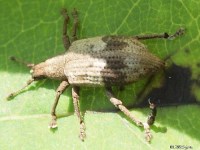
[{"x1": 64, "y1": 36, "x2": 165, "y2": 86}]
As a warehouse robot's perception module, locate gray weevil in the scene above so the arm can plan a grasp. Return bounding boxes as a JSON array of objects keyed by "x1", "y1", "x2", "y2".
[{"x1": 7, "y1": 9, "x2": 185, "y2": 142}]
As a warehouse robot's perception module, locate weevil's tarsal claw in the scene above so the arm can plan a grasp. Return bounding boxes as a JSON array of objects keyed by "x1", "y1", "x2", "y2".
[
  {"x1": 141, "y1": 99, "x2": 157, "y2": 142},
  {"x1": 6, "y1": 93, "x2": 15, "y2": 100},
  {"x1": 48, "y1": 81, "x2": 69, "y2": 129},
  {"x1": 71, "y1": 8, "x2": 78, "y2": 42},
  {"x1": 168, "y1": 28, "x2": 185, "y2": 40},
  {"x1": 6, "y1": 78, "x2": 34, "y2": 100},
  {"x1": 143, "y1": 123, "x2": 152, "y2": 142},
  {"x1": 61, "y1": 8, "x2": 67, "y2": 16},
  {"x1": 79, "y1": 121, "x2": 86, "y2": 141},
  {"x1": 61, "y1": 8, "x2": 71, "y2": 51},
  {"x1": 72, "y1": 8, "x2": 78, "y2": 17},
  {"x1": 48, "y1": 116, "x2": 58, "y2": 129}
]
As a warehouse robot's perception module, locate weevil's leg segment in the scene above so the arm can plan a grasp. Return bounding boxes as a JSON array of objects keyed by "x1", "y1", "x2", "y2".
[
  {"x1": 134, "y1": 28, "x2": 185, "y2": 40},
  {"x1": 71, "y1": 8, "x2": 78, "y2": 42},
  {"x1": 10, "y1": 56, "x2": 34, "y2": 68},
  {"x1": 106, "y1": 87, "x2": 152, "y2": 142},
  {"x1": 49, "y1": 80, "x2": 69, "y2": 128},
  {"x1": 147, "y1": 99, "x2": 157, "y2": 126},
  {"x1": 72, "y1": 86, "x2": 86, "y2": 141},
  {"x1": 7, "y1": 78, "x2": 35, "y2": 100},
  {"x1": 142, "y1": 99, "x2": 157, "y2": 142},
  {"x1": 61, "y1": 9, "x2": 71, "y2": 51},
  {"x1": 106, "y1": 87, "x2": 143, "y2": 126}
]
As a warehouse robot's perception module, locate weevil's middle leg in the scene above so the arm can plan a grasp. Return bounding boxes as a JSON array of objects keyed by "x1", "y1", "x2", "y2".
[
  {"x1": 106, "y1": 87, "x2": 152, "y2": 142},
  {"x1": 61, "y1": 9, "x2": 71, "y2": 51},
  {"x1": 49, "y1": 80, "x2": 69, "y2": 128},
  {"x1": 72, "y1": 86, "x2": 86, "y2": 141},
  {"x1": 134, "y1": 28, "x2": 185, "y2": 40},
  {"x1": 71, "y1": 8, "x2": 78, "y2": 42}
]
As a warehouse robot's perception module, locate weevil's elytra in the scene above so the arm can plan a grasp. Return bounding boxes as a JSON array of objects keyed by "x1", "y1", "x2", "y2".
[
  {"x1": 65, "y1": 36, "x2": 165, "y2": 86},
  {"x1": 7, "y1": 8, "x2": 185, "y2": 142},
  {"x1": 102, "y1": 36, "x2": 129, "y2": 50}
]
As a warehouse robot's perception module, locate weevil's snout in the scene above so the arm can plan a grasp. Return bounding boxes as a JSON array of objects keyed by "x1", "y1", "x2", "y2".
[{"x1": 30, "y1": 63, "x2": 46, "y2": 80}]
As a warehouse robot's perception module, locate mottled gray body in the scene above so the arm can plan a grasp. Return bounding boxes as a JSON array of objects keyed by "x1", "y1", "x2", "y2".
[
  {"x1": 65, "y1": 36, "x2": 164, "y2": 86},
  {"x1": 8, "y1": 8, "x2": 184, "y2": 142},
  {"x1": 32, "y1": 36, "x2": 164, "y2": 86}
]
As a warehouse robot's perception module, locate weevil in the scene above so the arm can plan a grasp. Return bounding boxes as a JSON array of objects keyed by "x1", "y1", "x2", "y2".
[{"x1": 7, "y1": 8, "x2": 185, "y2": 142}]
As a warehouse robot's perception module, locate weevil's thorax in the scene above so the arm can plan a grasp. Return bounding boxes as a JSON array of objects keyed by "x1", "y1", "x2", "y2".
[
  {"x1": 64, "y1": 36, "x2": 165, "y2": 86},
  {"x1": 31, "y1": 55, "x2": 67, "y2": 80}
]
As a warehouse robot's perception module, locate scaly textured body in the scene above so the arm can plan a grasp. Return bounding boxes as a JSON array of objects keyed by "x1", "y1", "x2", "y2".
[{"x1": 65, "y1": 36, "x2": 164, "y2": 86}]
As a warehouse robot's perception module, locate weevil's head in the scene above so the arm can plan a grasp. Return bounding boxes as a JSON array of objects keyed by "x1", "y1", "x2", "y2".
[
  {"x1": 30, "y1": 55, "x2": 66, "y2": 80},
  {"x1": 30, "y1": 62, "x2": 46, "y2": 80}
]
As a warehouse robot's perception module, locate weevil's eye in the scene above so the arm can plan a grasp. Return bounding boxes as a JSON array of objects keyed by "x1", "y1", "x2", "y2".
[{"x1": 30, "y1": 69, "x2": 33, "y2": 74}]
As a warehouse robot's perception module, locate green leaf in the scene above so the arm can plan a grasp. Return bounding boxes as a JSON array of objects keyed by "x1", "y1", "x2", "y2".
[{"x1": 0, "y1": 0, "x2": 199, "y2": 150}]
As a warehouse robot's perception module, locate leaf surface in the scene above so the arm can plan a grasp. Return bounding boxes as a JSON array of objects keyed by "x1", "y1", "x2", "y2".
[{"x1": 0, "y1": 0, "x2": 200, "y2": 149}]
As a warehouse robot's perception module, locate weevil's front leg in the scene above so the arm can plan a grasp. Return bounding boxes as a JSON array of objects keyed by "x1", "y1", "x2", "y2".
[
  {"x1": 61, "y1": 9, "x2": 71, "y2": 51},
  {"x1": 134, "y1": 28, "x2": 185, "y2": 40},
  {"x1": 49, "y1": 80, "x2": 69, "y2": 128},
  {"x1": 72, "y1": 86, "x2": 86, "y2": 141},
  {"x1": 71, "y1": 8, "x2": 78, "y2": 42},
  {"x1": 106, "y1": 87, "x2": 152, "y2": 142}
]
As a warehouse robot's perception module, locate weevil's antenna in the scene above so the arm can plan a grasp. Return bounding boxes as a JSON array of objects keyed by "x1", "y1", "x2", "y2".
[
  {"x1": 6, "y1": 78, "x2": 34, "y2": 100},
  {"x1": 10, "y1": 56, "x2": 34, "y2": 68},
  {"x1": 134, "y1": 28, "x2": 185, "y2": 40},
  {"x1": 167, "y1": 28, "x2": 185, "y2": 40}
]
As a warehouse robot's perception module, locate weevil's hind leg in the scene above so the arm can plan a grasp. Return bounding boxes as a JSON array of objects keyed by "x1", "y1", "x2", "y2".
[
  {"x1": 147, "y1": 99, "x2": 157, "y2": 126},
  {"x1": 7, "y1": 78, "x2": 35, "y2": 100},
  {"x1": 106, "y1": 87, "x2": 152, "y2": 142},
  {"x1": 49, "y1": 80, "x2": 69, "y2": 128},
  {"x1": 106, "y1": 87, "x2": 143, "y2": 126},
  {"x1": 61, "y1": 9, "x2": 71, "y2": 51},
  {"x1": 144, "y1": 99, "x2": 157, "y2": 142},
  {"x1": 71, "y1": 8, "x2": 79, "y2": 42},
  {"x1": 72, "y1": 86, "x2": 86, "y2": 141},
  {"x1": 134, "y1": 28, "x2": 185, "y2": 40}
]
